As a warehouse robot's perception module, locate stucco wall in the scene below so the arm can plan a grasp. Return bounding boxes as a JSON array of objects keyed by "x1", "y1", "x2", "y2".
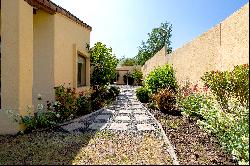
[
  {"x1": 1, "y1": 0, "x2": 33, "y2": 134},
  {"x1": 142, "y1": 3, "x2": 249, "y2": 85},
  {"x1": 54, "y1": 13, "x2": 91, "y2": 90},
  {"x1": 33, "y1": 10, "x2": 55, "y2": 106},
  {"x1": 32, "y1": 11, "x2": 91, "y2": 107}
]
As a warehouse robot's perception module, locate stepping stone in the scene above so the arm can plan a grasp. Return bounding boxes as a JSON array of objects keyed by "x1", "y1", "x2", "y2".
[
  {"x1": 102, "y1": 109, "x2": 115, "y2": 114},
  {"x1": 133, "y1": 110, "x2": 146, "y2": 114},
  {"x1": 132, "y1": 102, "x2": 141, "y2": 105},
  {"x1": 136, "y1": 124, "x2": 155, "y2": 131},
  {"x1": 115, "y1": 115, "x2": 130, "y2": 121},
  {"x1": 134, "y1": 115, "x2": 151, "y2": 121},
  {"x1": 61, "y1": 122, "x2": 85, "y2": 132},
  {"x1": 119, "y1": 110, "x2": 132, "y2": 114},
  {"x1": 132, "y1": 105, "x2": 143, "y2": 109},
  {"x1": 88, "y1": 122, "x2": 107, "y2": 130},
  {"x1": 109, "y1": 123, "x2": 129, "y2": 130},
  {"x1": 95, "y1": 115, "x2": 111, "y2": 121}
]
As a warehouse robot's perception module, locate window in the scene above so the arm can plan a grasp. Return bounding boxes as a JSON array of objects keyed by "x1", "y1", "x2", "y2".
[{"x1": 77, "y1": 55, "x2": 86, "y2": 87}]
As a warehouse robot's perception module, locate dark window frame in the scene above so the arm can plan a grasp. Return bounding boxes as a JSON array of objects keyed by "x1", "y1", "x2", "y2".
[{"x1": 77, "y1": 54, "x2": 86, "y2": 87}]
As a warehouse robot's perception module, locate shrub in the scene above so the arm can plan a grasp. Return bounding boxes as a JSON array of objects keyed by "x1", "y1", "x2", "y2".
[
  {"x1": 54, "y1": 85, "x2": 78, "y2": 120},
  {"x1": 201, "y1": 64, "x2": 249, "y2": 110},
  {"x1": 152, "y1": 88, "x2": 177, "y2": 112},
  {"x1": 131, "y1": 68, "x2": 143, "y2": 86},
  {"x1": 197, "y1": 98, "x2": 249, "y2": 164},
  {"x1": 21, "y1": 110, "x2": 58, "y2": 132},
  {"x1": 145, "y1": 64, "x2": 178, "y2": 94},
  {"x1": 91, "y1": 87, "x2": 108, "y2": 111},
  {"x1": 177, "y1": 93, "x2": 212, "y2": 120},
  {"x1": 177, "y1": 82, "x2": 249, "y2": 164},
  {"x1": 90, "y1": 86, "x2": 119, "y2": 111},
  {"x1": 108, "y1": 86, "x2": 120, "y2": 99},
  {"x1": 230, "y1": 64, "x2": 249, "y2": 106},
  {"x1": 77, "y1": 95, "x2": 92, "y2": 116},
  {"x1": 136, "y1": 87, "x2": 150, "y2": 103}
]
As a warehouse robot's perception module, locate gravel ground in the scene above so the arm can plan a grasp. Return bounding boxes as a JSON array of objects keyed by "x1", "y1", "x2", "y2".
[
  {"x1": 0, "y1": 86, "x2": 174, "y2": 165},
  {"x1": 0, "y1": 130, "x2": 172, "y2": 165},
  {"x1": 148, "y1": 108, "x2": 237, "y2": 165}
]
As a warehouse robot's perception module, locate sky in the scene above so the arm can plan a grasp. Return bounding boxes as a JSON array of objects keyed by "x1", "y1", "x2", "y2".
[{"x1": 51, "y1": 0, "x2": 248, "y2": 59}]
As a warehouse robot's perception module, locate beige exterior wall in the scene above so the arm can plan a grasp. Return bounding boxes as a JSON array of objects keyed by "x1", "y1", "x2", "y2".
[
  {"x1": 33, "y1": 10, "x2": 55, "y2": 106},
  {"x1": 32, "y1": 10, "x2": 91, "y2": 106},
  {"x1": 1, "y1": 0, "x2": 33, "y2": 134},
  {"x1": 54, "y1": 13, "x2": 91, "y2": 91},
  {"x1": 116, "y1": 66, "x2": 141, "y2": 85},
  {"x1": 142, "y1": 3, "x2": 249, "y2": 85},
  {"x1": 1, "y1": 1, "x2": 91, "y2": 134}
]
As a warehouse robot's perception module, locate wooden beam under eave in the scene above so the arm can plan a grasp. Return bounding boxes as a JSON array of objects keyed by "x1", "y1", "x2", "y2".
[{"x1": 24, "y1": 0, "x2": 55, "y2": 14}]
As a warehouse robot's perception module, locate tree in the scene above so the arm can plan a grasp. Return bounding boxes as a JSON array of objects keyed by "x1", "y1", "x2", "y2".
[
  {"x1": 131, "y1": 68, "x2": 143, "y2": 85},
  {"x1": 120, "y1": 58, "x2": 137, "y2": 66},
  {"x1": 89, "y1": 42, "x2": 118, "y2": 88},
  {"x1": 135, "y1": 21, "x2": 172, "y2": 65}
]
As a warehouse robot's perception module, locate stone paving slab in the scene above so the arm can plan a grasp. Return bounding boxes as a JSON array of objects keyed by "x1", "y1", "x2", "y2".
[
  {"x1": 109, "y1": 123, "x2": 129, "y2": 130},
  {"x1": 119, "y1": 110, "x2": 132, "y2": 114},
  {"x1": 136, "y1": 124, "x2": 156, "y2": 131},
  {"x1": 133, "y1": 109, "x2": 146, "y2": 114},
  {"x1": 134, "y1": 115, "x2": 151, "y2": 121},
  {"x1": 115, "y1": 115, "x2": 130, "y2": 121}
]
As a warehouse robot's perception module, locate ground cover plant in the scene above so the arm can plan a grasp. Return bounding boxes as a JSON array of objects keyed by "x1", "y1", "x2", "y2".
[
  {"x1": 177, "y1": 64, "x2": 249, "y2": 165},
  {"x1": 139, "y1": 63, "x2": 249, "y2": 165},
  {"x1": 10, "y1": 85, "x2": 120, "y2": 133},
  {"x1": 131, "y1": 68, "x2": 143, "y2": 86}
]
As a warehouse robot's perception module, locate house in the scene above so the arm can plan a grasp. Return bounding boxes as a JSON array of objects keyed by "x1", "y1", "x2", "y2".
[
  {"x1": 115, "y1": 66, "x2": 141, "y2": 85},
  {"x1": 0, "y1": 0, "x2": 92, "y2": 134}
]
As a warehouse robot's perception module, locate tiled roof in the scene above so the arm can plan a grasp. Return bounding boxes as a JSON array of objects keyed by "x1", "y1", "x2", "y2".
[{"x1": 24, "y1": 0, "x2": 92, "y2": 31}]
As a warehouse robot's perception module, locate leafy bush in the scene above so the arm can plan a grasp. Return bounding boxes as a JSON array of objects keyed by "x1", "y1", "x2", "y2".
[
  {"x1": 177, "y1": 93, "x2": 212, "y2": 120},
  {"x1": 197, "y1": 98, "x2": 249, "y2": 164},
  {"x1": 90, "y1": 42, "x2": 118, "y2": 88},
  {"x1": 201, "y1": 64, "x2": 249, "y2": 110},
  {"x1": 177, "y1": 81, "x2": 249, "y2": 164},
  {"x1": 91, "y1": 86, "x2": 120, "y2": 111},
  {"x1": 91, "y1": 87, "x2": 108, "y2": 111},
  {"x1": 136, "y1": 87, "x2": 150, "y2": 103},
  {"x1": 54, "y1": 86, "x2": 78, "y2": 120},
  {"x1": 16, "y1": 85, "x2": 95, "y2": 132},
  {"x1": 131, "y1": 68, "x2": 143, "y2": 86},
  {"x1": 108, "y1": 86, "x2": 120, "y2": 99},
  {"x1": 21, "y1": 109, "x2": 57, "y2": 132},
  {"x1": 230, "y1": 64, "x2": 249, "y2": 106},
  {"x1": 152, "y1": 88, "x2": 177, "y2": 112},
  {"x1": 77, "y1": 95, "x2": 92, "y2": 116},
  {"x1": 145, "y1": 64, "x2": 178, "y2": 94}
]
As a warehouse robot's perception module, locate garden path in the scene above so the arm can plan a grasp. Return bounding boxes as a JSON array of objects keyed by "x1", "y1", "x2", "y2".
[{"x1": 59, "y1": 85, "x2": 179, "y2": 164}]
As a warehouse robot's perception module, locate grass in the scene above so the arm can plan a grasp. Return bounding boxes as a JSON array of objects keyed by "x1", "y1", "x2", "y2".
[{"x1": 0, "y1": 130, "x2": 172, "y2": 165}]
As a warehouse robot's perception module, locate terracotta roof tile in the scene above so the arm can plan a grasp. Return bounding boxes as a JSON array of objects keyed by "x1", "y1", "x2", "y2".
[{"x1": 24, "y1": 0, "x2": 92, "y2": 31}]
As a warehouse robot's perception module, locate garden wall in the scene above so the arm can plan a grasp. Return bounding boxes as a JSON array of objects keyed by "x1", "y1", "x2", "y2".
[{"x1": 141, "y1": 3, "x2": 249, "y2": 85}]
